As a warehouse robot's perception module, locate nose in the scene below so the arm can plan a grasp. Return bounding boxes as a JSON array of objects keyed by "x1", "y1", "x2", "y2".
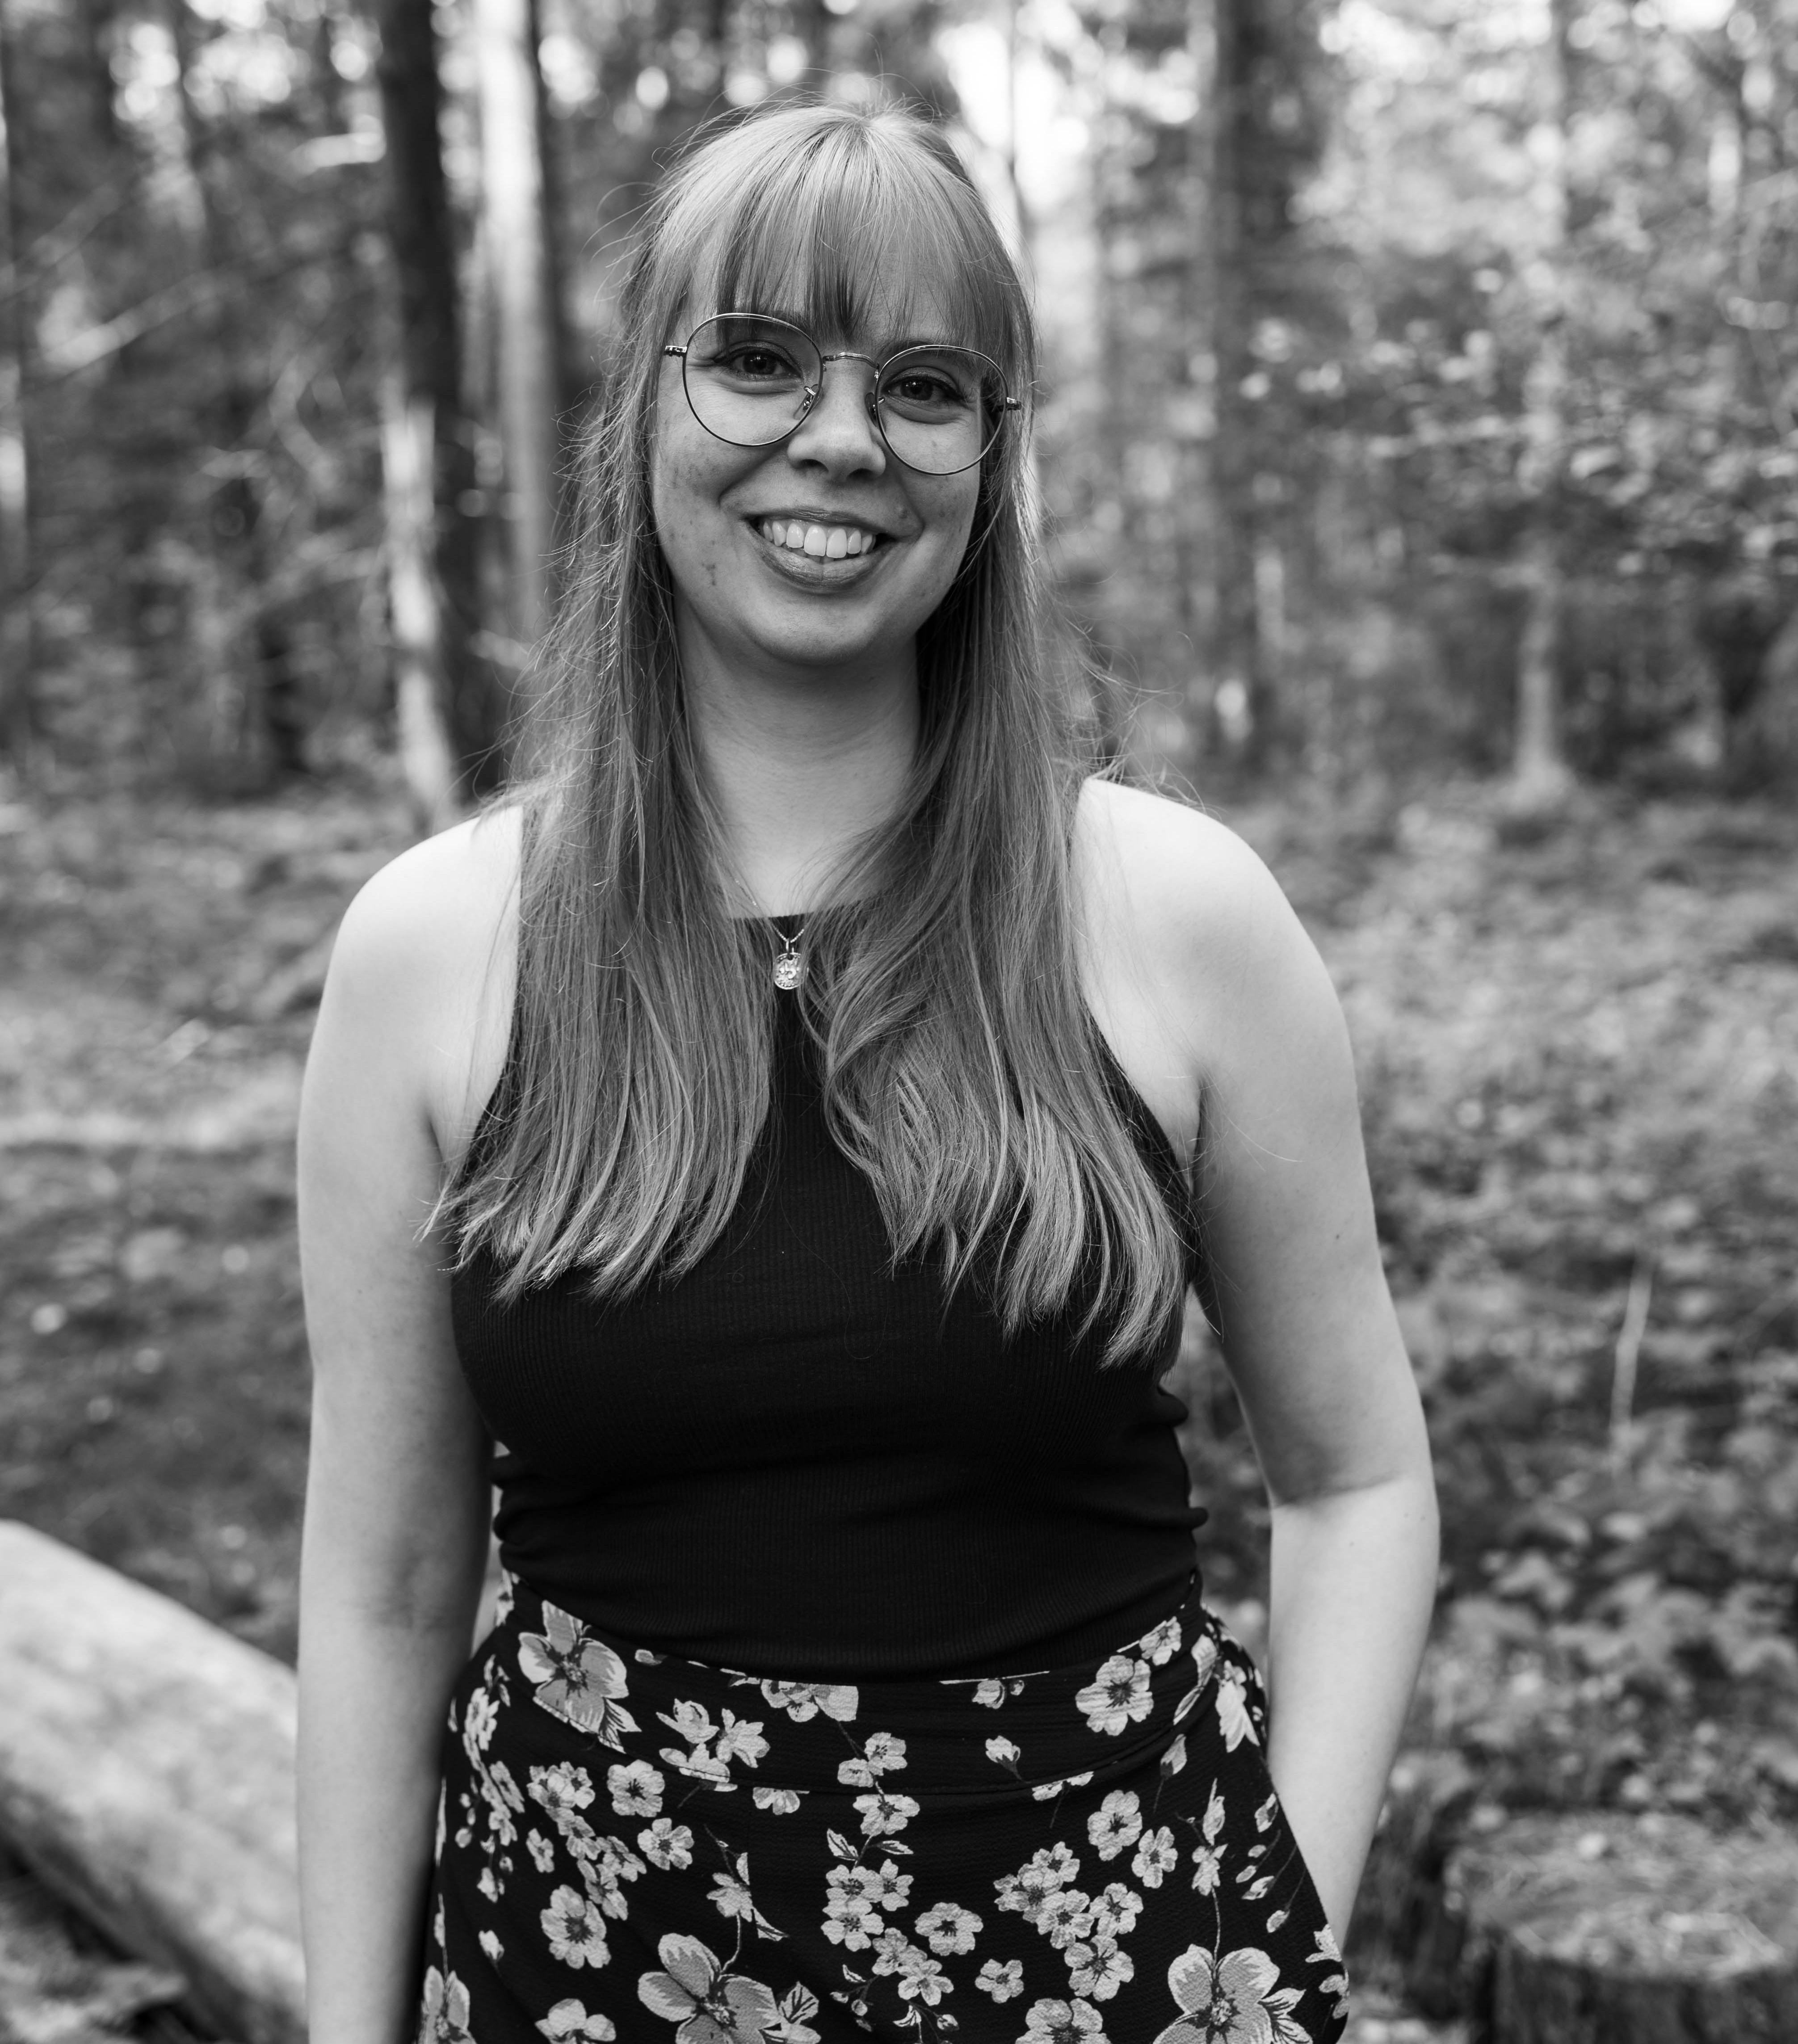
[{"x1": 784, "y1": 357, "x2": 887, "y2": 479}]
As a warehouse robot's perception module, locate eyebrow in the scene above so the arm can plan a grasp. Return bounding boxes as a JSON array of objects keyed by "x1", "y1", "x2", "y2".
[{"x1": 718, "y1": 306, "x2": 963, "y2": 356}]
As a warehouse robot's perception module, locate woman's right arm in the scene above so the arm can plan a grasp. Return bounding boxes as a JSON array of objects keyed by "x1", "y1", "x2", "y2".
[{"x1": 296, "y1": 823, "x2": 513, "y2": 2044}]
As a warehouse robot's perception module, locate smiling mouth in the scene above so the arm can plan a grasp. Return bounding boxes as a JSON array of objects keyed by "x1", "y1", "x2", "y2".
[{"x1": 754, "y1": 516, "x2": 886, "y2": 561}]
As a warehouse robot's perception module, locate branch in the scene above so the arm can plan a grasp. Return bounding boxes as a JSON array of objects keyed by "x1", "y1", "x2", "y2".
[{"x1": 0, "y1": 179, "x2": 134, "y2": 304}]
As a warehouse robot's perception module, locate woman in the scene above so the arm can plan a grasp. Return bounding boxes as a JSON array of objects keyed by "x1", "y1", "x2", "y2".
[{"x1": 297, "y1": 102, "x2": 1437, "y2": 2044}]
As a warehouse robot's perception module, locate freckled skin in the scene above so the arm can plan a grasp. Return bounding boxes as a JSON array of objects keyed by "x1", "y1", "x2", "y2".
[{"x1": 651, "y1": 303, "x2": 983, "y2": 700}]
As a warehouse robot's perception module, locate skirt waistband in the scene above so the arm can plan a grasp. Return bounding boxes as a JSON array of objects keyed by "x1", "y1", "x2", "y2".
[{"x1": 484, "y1": 1572, "x2": 1249, "y2": 1799}]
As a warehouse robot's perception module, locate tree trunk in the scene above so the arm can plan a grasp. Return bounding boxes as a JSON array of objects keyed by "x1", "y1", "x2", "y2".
[
  {"x1": 376, "y1": 0, "x2": 508, "y2": 809},
  {"x1": 382, "y1": 379, "x2": 462, "y2": 832},
  {"x1": 1442, "y1": 1812, "x2": 1798, "y2": 2044},
  {"x1": 475, "y1": 0, "x2": 560, "y2": 656},
  {"x1": 1207, "y1": 0, "x2": 1268, "y2": 767},
  {"x1": 1509, "y1": 0, "x2": 1575, "y2": 811},
  {"x1": 0, "y1": 1524, "x2": 305, "y2": 2044},
  {"x1": 169, "y1": 0, "x2": 303, "y2": 785},
  {"x1": 528, "y1": 0, "x2": 584, "y2": 422},
  {"x1": 0, "y1": 0, "x2": 38, "y2": 772}
]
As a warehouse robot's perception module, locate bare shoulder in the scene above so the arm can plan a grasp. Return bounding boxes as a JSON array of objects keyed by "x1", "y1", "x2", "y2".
[
  {"x1": 1073, "y1": 777, "x2": 1345, "y2": 1095},
  {"x1": 314, "y1": 802, "x2": 521, "y2": 1156},
  {"x1": 1076, "y1": 778, "x2": 1304, "y2": 980},
  {"x1": 334, "y1": 802, "x2": 521, "y2": 974}
]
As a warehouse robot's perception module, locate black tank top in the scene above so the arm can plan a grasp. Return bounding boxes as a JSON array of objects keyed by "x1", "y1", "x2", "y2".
[{"x1": 450, "y1": 994, "x2": 1210, "y2": 1680}]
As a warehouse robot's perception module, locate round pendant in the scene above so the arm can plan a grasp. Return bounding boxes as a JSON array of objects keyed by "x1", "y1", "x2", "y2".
[{"x1": 773, "y1": 951, "x2": 804, "y2": 992}]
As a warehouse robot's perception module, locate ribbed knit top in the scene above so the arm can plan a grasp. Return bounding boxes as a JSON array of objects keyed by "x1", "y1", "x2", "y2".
[{"x1": 449, "y1": 992, "x2": 1210, "y2": 1680}]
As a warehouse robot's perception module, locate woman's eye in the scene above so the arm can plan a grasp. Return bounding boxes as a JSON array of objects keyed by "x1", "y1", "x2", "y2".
[
  {"x1": 888, "y1": 373, "x2": 967, "y2": 408},
  {"x1": 725, "y1": 349, "x2": 797, "y2": 380}
]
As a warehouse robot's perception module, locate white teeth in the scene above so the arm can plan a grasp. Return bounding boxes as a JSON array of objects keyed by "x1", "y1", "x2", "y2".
[{"x1": 759, "y1": 517, "x2": 876, "y2": 557}]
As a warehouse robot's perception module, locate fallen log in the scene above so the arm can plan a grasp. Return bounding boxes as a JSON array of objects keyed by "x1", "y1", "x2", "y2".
[
  {"x1": 1439, "y1": 1809, "x2": 1798, "y2": 2044},
  {"x1": 0, "y1": 1522, "x2": 305, "y2": 2044}
]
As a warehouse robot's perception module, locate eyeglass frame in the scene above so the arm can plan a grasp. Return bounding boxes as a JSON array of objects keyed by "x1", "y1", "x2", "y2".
[{"x1": 660, "y1": 314, "x2": 1023, "y2": 477}]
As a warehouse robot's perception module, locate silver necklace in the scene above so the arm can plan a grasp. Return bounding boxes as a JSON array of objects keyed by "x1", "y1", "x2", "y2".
[{"x1": 771, "y1": 921, "x2": 807, "y2": 992}]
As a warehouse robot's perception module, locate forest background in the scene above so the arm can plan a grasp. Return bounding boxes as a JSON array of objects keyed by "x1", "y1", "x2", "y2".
[{"x1": 2, "y1": 0, "x2": 1798, "y2": 2027}]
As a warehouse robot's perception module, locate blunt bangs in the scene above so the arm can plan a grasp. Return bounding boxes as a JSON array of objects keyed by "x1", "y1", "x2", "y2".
[{"x1": 659, "y1": 109, "x2": 1030, "y2": 392}]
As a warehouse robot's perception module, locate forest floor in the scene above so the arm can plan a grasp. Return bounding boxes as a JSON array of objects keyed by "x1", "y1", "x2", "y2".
[{"x1": 1, "y1": 770, "x2": 1795, "y2": 2038}]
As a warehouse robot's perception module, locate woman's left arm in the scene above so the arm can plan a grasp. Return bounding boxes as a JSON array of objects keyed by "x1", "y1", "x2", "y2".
[{"x1": 1164, "y1": 819, "x2": 1439, "y2": 1947}]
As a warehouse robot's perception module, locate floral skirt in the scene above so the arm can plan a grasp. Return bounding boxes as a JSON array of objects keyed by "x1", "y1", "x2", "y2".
[{"x1": 420, "y1": 1574, "x2": 1349, "y2": 2044}]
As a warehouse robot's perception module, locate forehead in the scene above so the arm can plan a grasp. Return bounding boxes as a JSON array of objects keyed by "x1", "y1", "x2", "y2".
[
  {"x1": 684, "y1": 277, "x2": 962, "y2": 357},
  {"x1": 671, "y1": 173, "x2": 1006, "y2": 363}
]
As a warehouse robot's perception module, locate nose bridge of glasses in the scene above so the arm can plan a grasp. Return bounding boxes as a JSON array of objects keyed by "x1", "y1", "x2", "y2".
[{"x1": 797, "y1": 350, "x2": 886, "y2": 432}]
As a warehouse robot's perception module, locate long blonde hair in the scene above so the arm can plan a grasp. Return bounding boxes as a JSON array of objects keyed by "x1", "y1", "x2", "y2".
[{"x1": 445, "y1": 102, "x2": 1189, "y2": 1362}]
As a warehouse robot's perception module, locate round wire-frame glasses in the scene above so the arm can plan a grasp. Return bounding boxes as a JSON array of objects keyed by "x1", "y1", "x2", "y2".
[{"x1": 662, "y1": 313, "x2": 1021, "y2": 477}]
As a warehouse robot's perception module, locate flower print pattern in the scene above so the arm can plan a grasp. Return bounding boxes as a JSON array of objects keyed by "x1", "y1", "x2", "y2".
[
  {"x1": 1020, "y1": 1995, "x2": 1109, "y2": 2040},
  {"x1": 530, "y1": 1763, "x2": 594, "y2": 1825},
  {"x1": 639, "y1": 1818, "x2": 696, "y2": 1871},
  {"x1": 1088, "y1": 1884, "x2": 1143, "y2": 1941},
  {"x1": 1087, "y1": 1789, "x2": 1143, "y2": 1861},
  {"x1": 1032, "y1": 1769, "x2": 1092, "y2": 1803},
  {"x1": 1174, "y1": 1636, "x2": 1220, "y2": 1726},
  {"x1": 658, "y1": 1701, "x2": 769, "y2": 1789},
  {"x1": 541, "y1": 1886, "x2": 609, "y2": 1969},
  {"x1": 418, "y1": 1966, "x2": 474, "y2": 2044},
  {"x1": 519, "y1": 1605, "x2": 639, "y2": 1749},
  {"x1": 1075, "y1": 1654, "x2": 1153, "y2": 1737},
  {"x1": 835, "y1": 1729, "x2": 906, "y2": 1787},
  {"x1": 978, "y1": 1957, "x2": 1026, "y2": 2001},
  {"x1": 1141, "y1": 1616, "x2": 1183, "y2": 1666},
  {"x1": 1067, "y1": 1939, "x2": 1134, "y2": 2002},
  {"x1": 915, "y1": 1901, "x2": 983, "y2": 1955},
  {"x1": 424, "y1": 1585, "x2": 1345, "y2": 2044},
  {"x1": 1307, "y1": 1927, "x2": 1350, "y2": 2024},
  {"x1": 1152, "y1": 1944, "x2": 1308, "y2": 2044},
  {"x1": 1214, "y1": 1673, "x2": 1257, "y2": 1753},
  {"x1": 534, "y1": 1999, "x2": 615, "y2": 2040},
  {"x1": 852, "y1": 1788, "x2": 919, "y2": 1837},
  {"x1": 1132, "y1": 1825, "x2": 1178, "y2": 1888},
  {"x1": 637, "y1": 1933, "x2": 784, "y2": 2043},
  {"x1": 606, "y1": 1760, "x2": 664, "y2": 1816},
  {"x1": 755, "y1": 1678, "x2": 858, "y2": 1725}
]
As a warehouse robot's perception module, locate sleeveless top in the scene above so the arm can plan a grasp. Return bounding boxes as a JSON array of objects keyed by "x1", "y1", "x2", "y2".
[{"x1": 450, "y1": 993, "x2": 1211, "y2": 1681}]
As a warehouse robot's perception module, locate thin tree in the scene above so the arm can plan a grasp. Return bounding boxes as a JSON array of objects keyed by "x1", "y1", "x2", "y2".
[
  {"x1": 376, "y1": 0, "x2": 508, "y2": 817},
  {"x1": 1509, "y1": 0, "x2": 1575, "y2": 809},
  {"x1": 475, "y1": 0, "x2": 561, "y2": 654},
  {"x1": 1206, "y1": 0, "x2": 1268, "y2": 767},
  {"x1": 0, "y1": 0, "x2": 34, "y2": 771},
  {"x1": 168, "y1": 0, "x2": 309, "y2": 780}
]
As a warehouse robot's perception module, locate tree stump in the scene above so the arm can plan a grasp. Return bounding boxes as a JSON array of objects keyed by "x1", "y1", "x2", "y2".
[
  {"x1": 1441, "y1": 1811, "x2": 1798, "y2": 2044},
  {"x1": 1348, "y1": 1747, "x2": 1478, "y2": 2003},
  {"x1": 0, "y1": 1522, "x2": 304, "y2": 2044}
]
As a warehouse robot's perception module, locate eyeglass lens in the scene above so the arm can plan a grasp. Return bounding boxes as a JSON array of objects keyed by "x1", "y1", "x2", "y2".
[{"x1": 680, "y1": 315, "x2": 1007, "y2": 476}]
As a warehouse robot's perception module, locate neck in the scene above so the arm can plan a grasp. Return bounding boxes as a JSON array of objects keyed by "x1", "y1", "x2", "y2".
[{"x1": 679, "y1": 631, "x2": 921, "y2": 915}]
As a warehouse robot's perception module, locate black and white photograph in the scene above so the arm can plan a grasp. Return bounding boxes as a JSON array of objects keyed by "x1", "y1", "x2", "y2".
[{"x1": 1, "y1": 2, "x2": 1795, "y2": 2041}]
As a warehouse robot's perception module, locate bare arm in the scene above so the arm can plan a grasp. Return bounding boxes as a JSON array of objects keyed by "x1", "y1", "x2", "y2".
[
  {"x1": 1184, "y1": 828, "x2": 1438, "y2": 1946},
  {"x1": 297, "y1": 821, "x2": 514, "y2": 2044},
  {"x1": 1079, "y1": 786, "x2": 1438, "y2": 1948}
]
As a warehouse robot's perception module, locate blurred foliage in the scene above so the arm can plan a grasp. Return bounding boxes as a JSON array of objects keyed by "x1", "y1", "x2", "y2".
[
  {"x1": 1174, "y1": 788, "x2": 1798, "y2": 1829},
  {"x1": 3, "y1": 0, "x2": 1798, "y2": 786}
]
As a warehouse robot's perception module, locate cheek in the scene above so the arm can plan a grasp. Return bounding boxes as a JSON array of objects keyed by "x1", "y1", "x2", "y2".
[{"x1": 651, "y1": 445, "x2": 733, "y2": 584}]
